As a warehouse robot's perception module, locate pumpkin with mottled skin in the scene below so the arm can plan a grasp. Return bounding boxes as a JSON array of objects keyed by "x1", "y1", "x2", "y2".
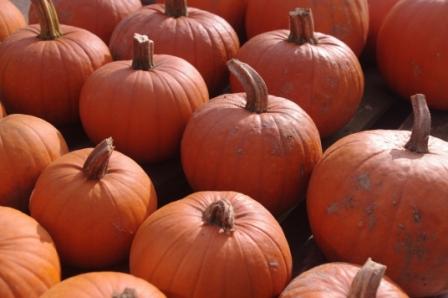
[{"x1": 0, "y1": 0, "x2": 26, "y2": 42}]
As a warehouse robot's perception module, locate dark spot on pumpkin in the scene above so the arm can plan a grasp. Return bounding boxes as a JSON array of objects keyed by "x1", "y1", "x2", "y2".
[
  {"x1": 327, "y1": 202, "x2": 339, "y2": 214},
  {"x1": 357, "y1": 173, "x2": 370, "y2": 190},
  {"x1": 326, "y1": 197, "x2": 355, "y2": 215},
  {"x1": 365, "y1": 204, "x2": 376, "y2": 230},
  {"x1": 412, "y1": 207, "x2": 422, "y2": 223}
]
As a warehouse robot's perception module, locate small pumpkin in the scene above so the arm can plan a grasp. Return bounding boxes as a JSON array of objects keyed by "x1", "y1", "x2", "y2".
[
  {"x1": 0, "y1": 114, "x2": 68, "y2": 210},
  {"x1": 232, "y1": 8, "x2": 364, "y2": 137},
  {"x1": 0, "y1": 0, "x2": 111, "y2": 126},
  {"x1": 80, "y1": 34, "x2": 208, "y2": 163},
  {"x1": 130, "y1": 191, "x2": 292, "y2": 298},
  {"x1": 0, "y1": 206, "x2": 61, "y2": 298},
  {"x1": 41, "y1": 272, "x2": 166, "y2": 298},
  {"x1": 307, "y1": 94, "x2": 448, "y2": 297},
  {"x1": 29, "y1": 138, "x2": 158, "y2": 269},
  {"x1": 0, "y1": 0, "x2": 26, "y2": 42}
]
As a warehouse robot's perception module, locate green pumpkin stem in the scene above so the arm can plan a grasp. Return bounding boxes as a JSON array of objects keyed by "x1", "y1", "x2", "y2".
[
  {"x1": 32, "y1": 0, "x2": 62, "y2": 40},
  {"x1": 347, "y1": 258, "x2": 387, "y2": 298},
  {"x1": 112, "y1": 288, "x2": 137, "y2": 298},
  {"x1": 288, "y1": 8, "x2": 317, "y2": 45},
  {"x1": 203, "y1": 199, "x2": 235, "y2": 234},
  {"x1": 165, "y1": 0, "x2": 188, "y2": 17},
  {"x1": 405, "y1": 94, "x2": 431, "y2": 153},
  {"x1": 227, "y1": 59, "x2": 269, "y2": 114},
  {"x1": 132, "y1": 34, "x2": 154, "y2": 71},
  {"x1": 83, "y1": 138, "x2": 114, "y2": 180}
]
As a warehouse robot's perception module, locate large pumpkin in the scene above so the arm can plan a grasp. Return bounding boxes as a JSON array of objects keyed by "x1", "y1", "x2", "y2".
[
  {"x1": 377, "y1": 0, "x2": 448, "y2": 110},
  {"x1": 307, "y1": 94, "x2": 448, "y2": 297},
  {"x1": 0, "y1": 114, "x2": 68, "y2": 210},
  {"x1": 232, "y1": 8, "x2": 364, "y2": 137},
  {"x1": 0, "y1": 0, "x2": 26, "y2": 42},
  {"x1": 0, "y1": 206, "x2": 61, "y2": 298},
  {"x1": 182, "y1": 59, "x2": 322, "y2": 216},
  {"x1": 29, "y1": 138, "x2": 158, "y2": 269},
  {"x1": 28, "y1": 0, "x2": 142, "y2": 43},
  {"x1": 80, "y1": 34, "x2": 208, "y2": 163},
  {"x1": 245, "y1": 0, "x2": 369, "y2": 56},
  {"x1": 130, "y1": 191, "x2": 292, "y2": 298},
  {"x1": 0, "y1": 0, "x2": 111, "y2": 126},
  {"x1": 109, "y1": 0, "x2": 239, "y2": 95}
]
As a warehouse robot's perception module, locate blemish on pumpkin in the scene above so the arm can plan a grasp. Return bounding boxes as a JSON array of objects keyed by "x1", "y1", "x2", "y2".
[
  {"x1": 327, "y1": 202, "x2": 339, "y2": 214},
  {"x1": 357, "y1": 174, "x2": 370, "y2": 190},
  {"x1": 412, "y1": 207, "x2": 422, "y2": 223},
  {"x1": 268, "y1": 261, "x2": 279, "y2": 269},
  {"x1": 365, "y1": 204, "x2": 376, "y2": 230},
  {"x1": 326, "y1": 196, "x2": 354, "y2": 214},
  {"x1": 398, "y1": 224, "x2": 405, "y2": 230},
  {"x1": 236, "y1": 148, "x2": 244, "y2": 155}
]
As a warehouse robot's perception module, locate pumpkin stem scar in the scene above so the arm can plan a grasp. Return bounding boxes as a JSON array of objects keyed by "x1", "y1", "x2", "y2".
[
  {"x1": 405, "y1": 94, "x2": 431, "y2": 154},
  {"x1": 132, "y1": 34, "x2": 155, "y2": 71},
  {"x1": 202, "y1": 199, "x2": 235, "y2": 234},
  {"x1": 83, "y1": 137, "x2": 114, "y2": 180},
  {"x1": 347, "y1": 258, "x2": 387, "y2": 298},
  {"x1": 33, "y1": 0, "x2": 63, "y2": 40},
  {"x1": 288, "y1": 8, "x2": 318, "y2": 45},
  {"x1": 165, "y1": 0, "x2": 188, "y2": 18},
  {"x1": 112, "y1": 288, "x2": 137, "y2": 298}
]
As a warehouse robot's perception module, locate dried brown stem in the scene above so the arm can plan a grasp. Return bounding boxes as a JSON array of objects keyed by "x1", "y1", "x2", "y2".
[
  {"x1": 203, "y1": 199, "x2": 235, "y2": 234},
  {"x1": 405, "y1": 94, "x2": 431, "y2": 154},
  {"x1": 347, "y1": 258, "x2": 387, "y2": 298},
  {"x1": 83, "y1": 138, "x2": 114, "y2": 180},
  {"x1": 165, "y1": 0, "x2": 188, "y2": 18},
  {"x1": 132, "y1": 34, "x2": 154, "y2": 70},
  {"x1": 288, "y1": 8, "x2": 317, "y2": 45},
  {"x1": 32, "y1": 0, "x2": 62, "y2": 40}
]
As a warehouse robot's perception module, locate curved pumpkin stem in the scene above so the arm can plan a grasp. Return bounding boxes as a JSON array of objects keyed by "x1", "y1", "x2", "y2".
[
  {"x1": 405, "y1": 94, "x2": 431, "y2": 154},
  {"x1": 203, "y1": 199, "x2": 235, "y2": 234},
  {"x1": 83, "y1": 138, "x2": 114, "y2": 180},
  {"x1": 132, "y1": 34, "x2": 155, "y2": 71},
  {"x1": 32, "y1": 0, "x2": 62, "y2": 40},
  {"x1": 165, "y1": 0, "x2": 188, "y2": 18},
  {"x1": 347, "y1": 258, "x2": 387, "y2": 298},
  {"x1": 227, "y1": 59, "x2": 269, "y2": 114},
  {"x1": 288, "y1": 8, "x2": 317, "y2": 45},
  {"x1": 112, "y1": 288, "x2": 136, "y2": 298}
]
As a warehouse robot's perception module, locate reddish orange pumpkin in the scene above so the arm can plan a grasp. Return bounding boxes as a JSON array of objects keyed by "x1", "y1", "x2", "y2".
[
  {"x1": 29, "y1": 138, "x2": 158, "y2": 269},
  {"x1": 110, "y1": 0, "x2": 239, "y2": 95},
  {"x1": 0, "y1": 0, "x2": 26, "y2": 42},
  {"x1": 130, "y1": 191, "x2": 293, "y2": 298},
  {"x1": 0, "y1": 0, "x2": 111, "y2": 126},
  {"x1": 307, "y1": 95, "x2": 448, "y2": 297},
  {"x1": 0, "y1": 206, "x2": 61, "y2": 298},
  {"x1": 245, "y1": 0, "x2": 369, "y2": 56},
  {"x1": 80, "y1": 35, "x2": 208, "y2": 163},
  {"x1": 0, "y1": 114, "x2": 68, "y2": 210},
  {"x1": 29, "y1": 0, "x2": 142, "y2": 43},
  {"x1": 232, "y1": 8, "x2": 364, "y2": 137}
]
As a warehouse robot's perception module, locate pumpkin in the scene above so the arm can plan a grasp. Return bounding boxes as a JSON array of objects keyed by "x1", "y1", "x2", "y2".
[
  {"x1": 0, "y1": 0, "x2": 111, "y2": 126},
  {"x1": 377, "y1": 0, "x2": 448, "y2": 110},
  {"x1": 280, "y1": 258, "x2": 408, "y2": 298},
  {"x1": 307, "y1": 94, "x2": 448, "y2": 297},
  {"x1": 232, "y1": 8, "x2": 364, "y2": 137},
  {"x1": 130, "y1": 191, "x2": 292, "y2": 298},
  {"x1": 0, "y1": 206, "x2": 61, "y2": 298},
  {"x1": 245, "y1": 0, "x2": 369, "y2": 56},
  {"x1": 0, "y1": 100, "x2": 6, "y2": 117},
  {"x1": 80, "y1": 34, "x2": 208, "y2": 163},
  {"x1": 28, "y1": 0, "x2": 142, "y2": 43},
  {"x1": 0, "y1": 0, "x2": 26, "y2": 42},
  {"x1": 181, "y1": 59, "x2": 322, "y2": 216},
  {"x1": 29, "y1": 138, "x2": 158, "y2": 269},
  {"x1": 109, "y1": 0, "x2": 239, "y2": 95},
  {"x1": 41, "y1": 272, "x2": 166, "y2": 298},
  {"x1": 0, "y1": 114, "x2": 68, "y2": 210}
]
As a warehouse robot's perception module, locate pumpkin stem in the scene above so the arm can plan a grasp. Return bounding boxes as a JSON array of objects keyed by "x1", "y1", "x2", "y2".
[
  {"x1": 132, "y1": 34, "x2": 155, "y2": 71},
  {"x1": 32, "y1": 0, "x2": 62, "y2": 40},
  {"x1": 83, "y1": 138, "x2": 114, "y2": 180},
  {"x1": 347, "y1": 258, "x2": 387, "y2": 298},
  {"x1": 112, "y1": 288, "x2": 137, "y2": 298},
  {"x1": 405, "y1": 94, "x2": 431, "y2": 154},
  {"x1": 203, "y1": 199, "x2": 235, "y2": 234},
  {"x1": 288, "y1": 8, "x2": 317, "y2": 45},
  {"x1": 165, "y1": 0, "x2": 188, "y2": 18},
  {"x1": 227, "y1": 59, "x2": 269, "y2": 114}
]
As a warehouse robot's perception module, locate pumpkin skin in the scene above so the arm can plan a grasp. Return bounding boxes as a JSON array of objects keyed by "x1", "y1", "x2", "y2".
[
  {"x1": 232, "y1": 9, "x2": 364, "y2": 137},
  {"x1": 0, "y1": 114, "x2": 68, "y2": 211},
  {"x1": 307, "y1": 95, "x2": 448, "y2": 297},
  {"x1": 0, "y1": 0, "x2": 112, "y2": 126},
  {"x1": 245, "y1": 0, "x2": 369, "y2": 56},
  {"x1": 377, "y1": 0, "x2": 448, "y2": 110},
  {"x1": 0, "y1": 206, "x2": 61, "y2": 298},
  {"x1": 80, "y1": 35, "x2": 208, "y2": 163},
  {"x1": 41, "y1": 272, "x2": 166, "y2": 298},
  {"x1": 29, "y1": 138, "x2": 158, "y2": 269},
  {"x1": 0, "y1": 101, "x2": 6, "y2": 117},
  {"x1": 109, "y1": 1, "x2": 239, "y2": 95},
  {"x1": 0, "y1": 0, "x2": 26, "y2": 42},
  {"x1": 130, "y1": 191, "x2": 293, "y2": 298},
  {"x1": 28, "y1": 0, "x2": 142, "y2": 43}
]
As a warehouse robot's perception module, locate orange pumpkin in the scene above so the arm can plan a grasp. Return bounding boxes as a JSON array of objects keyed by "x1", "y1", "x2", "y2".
[
  {"x1": 80, "y1": 34, "x2": 208, "y2": 163},
  {"x1": 0, "y1": 0, "x2": 111, "y2": 126},
  {"x1": 181, "y1": 59, "x2": 322, "y2": 216},
  {"x1": 0, "y1": 114, "x2": 68, "y2": 210},
  {"x1": 29, "y1": 138, "x2": 158, "y2": 269},
  {"x1": 41, "y1": 272, "x2": 166, "y2": 298},
  {"x1": 130, "y1": 191, "x2": 292, "y2": 298},
  {"x1": 307, "y1": 95, "x2": 448, "y2": 297},
  {"x1": 0, "y1": 206, "x2": 61, "y2": 298},
  {"x1": 232, "y1": 8, "x2": 364, "y2": 137},
  {"x1": 109, "y1": 0, "x2": 239, "y2": 95},
  {"x1": 0, "y1": 0, "x2": 26, "y2": 42}
]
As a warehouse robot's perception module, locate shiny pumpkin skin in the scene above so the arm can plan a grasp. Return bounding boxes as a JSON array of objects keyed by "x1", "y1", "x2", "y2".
[
  {"x1": 0, "y1": 206, "x2": 61, "y2": 298},
  {"x1": 0, "y1": 0, "x2": 26, "y2": 42},
  {"x1": 245, "y1": 0, "x2": 369, "y2": 56},
  {"x1": 41, "y1": 272, "x2": 166, "y2": 298},
  {"x1": 29, "y1": 147, "x2": 158, "y2": 269},
  {"x1": 130, "y1": 191, "x2": 293, "y2": 298},
  {"x1": 0, "y1": 114, "x2": 68, "y2": 210},
  {"x1": 307, "y1": 130, "x2": 448, "y2": 297},
  {"x1": 377, "y1": 0, "x2": 448, "y2": 110}
]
